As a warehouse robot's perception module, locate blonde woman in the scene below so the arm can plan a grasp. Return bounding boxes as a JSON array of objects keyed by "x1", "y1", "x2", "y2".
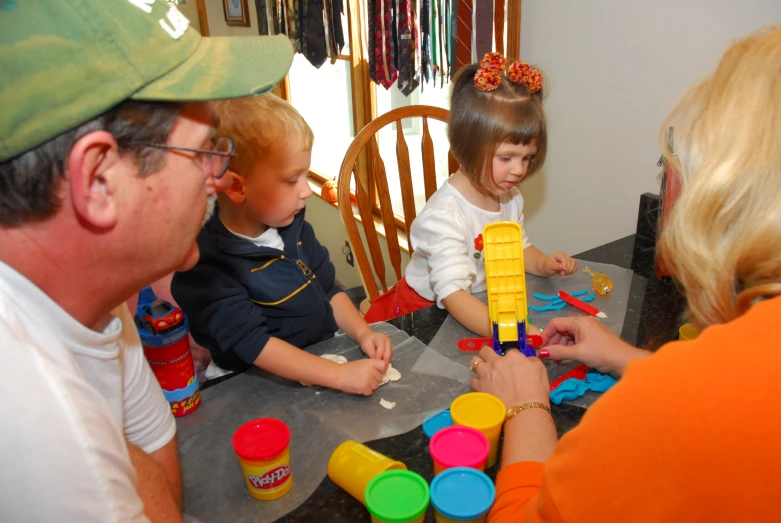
[{"x1": 470, "y1": 25, "x2": 781, "y2": 522}]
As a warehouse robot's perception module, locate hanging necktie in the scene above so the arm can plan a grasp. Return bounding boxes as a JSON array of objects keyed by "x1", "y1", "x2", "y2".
[
  {"x1": 396, "y1": 0, "x2": 420, "y2": 96},
  {"x1": 370, "y1": 0, "x2": 398, "y2": 88},
  {"x1": 431, "y1": 0, "x2": 438, "y2": 83},
  {"x1": 420, "y1": 0, "x2": 432, "y2": 84},
  {"x1": 474, "y1": 0, "x2": 492, "y2": 58},
  {"x1": 455, "y1": 0, "x2": 472, "y2": 71},
  {"x1": 304, "y1": 0, "x2": 327, "y2": 67},
  {"x1": 449, "y1": 0, "x2": 457, "y2": 79},
  {"x1": 324, "y1": 0, "x2": 339, "y2": 63},
  {"x1": 275, "y1": 0, "x2": 286, "y2": 36},
  {"x1": 331, "y1": 0, "x2": 345, "y2": 52},
  {"x1": 285, "y1": 0, "x2": 301, "y2": 52},
  {"x1": 255, "y1": 0, "x2": 270, "y2": 35},
  {"x1": 438, "y1": 0, "x2": 447, "y2": 85}
]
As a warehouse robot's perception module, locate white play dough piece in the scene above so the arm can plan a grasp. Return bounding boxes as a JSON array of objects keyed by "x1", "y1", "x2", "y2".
[
  {"x1": 321, "y1": 354, "x2": 348, "y2": 364},
  {"x1": 379, "y1": 398, "x2": 396, "y2": 409},
  {"x1": 380, "y1": 364, "x2": 401, "y2": 386},
  {"x1": 301, "y1": 356, "x2": 401, "y2": 388}
]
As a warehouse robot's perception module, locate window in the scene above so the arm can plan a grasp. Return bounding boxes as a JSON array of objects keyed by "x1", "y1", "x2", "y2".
[
  {"x1": 282, "y1": 1, "x2": 453, "y2": 221},
  {"x1": 373, "y1": 83, "x2": 451, "y2": 215}
]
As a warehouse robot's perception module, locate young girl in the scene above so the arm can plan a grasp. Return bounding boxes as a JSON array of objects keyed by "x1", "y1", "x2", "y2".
[{"x1": 364, "y1": 52, "x2": 577, "y2": 336}]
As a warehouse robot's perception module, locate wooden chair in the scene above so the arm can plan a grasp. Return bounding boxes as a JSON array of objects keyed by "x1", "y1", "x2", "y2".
[{"x1": 337, "y1": 106, "x2": 458, "y2": 307}]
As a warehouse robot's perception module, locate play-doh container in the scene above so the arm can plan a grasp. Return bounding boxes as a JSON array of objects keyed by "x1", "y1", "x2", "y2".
[
  {"x1": 450, "y1": 393, "x2": 506, "y2": 468},
  {"x1": 328, "y1": 440, "x2": 407, "y2": 505},
  {"x1": 430, "y1": 467, "x2": 495, "y2": 522},
  {"x1": 365, "y1": 470, "x2": 429, "y2": 523},
  {"x1": 429, "y1": 426, "x2": 489, "y2": 475},
  {"x1": 232, "y1": 418, "x2": 293, "y2": 501},
  {"x1": 422, "y1": 409, "x2": 454, "y2": 438}
]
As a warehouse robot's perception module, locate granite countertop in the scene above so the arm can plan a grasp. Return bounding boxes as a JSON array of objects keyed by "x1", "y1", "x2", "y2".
[{"x1": 272, "y1": 231, "x2": 688, "y2": 522}]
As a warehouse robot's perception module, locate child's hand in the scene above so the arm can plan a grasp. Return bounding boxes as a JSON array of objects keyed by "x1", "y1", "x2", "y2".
[
  {"x1": 359, "y1": 331, "x2": 393, "y2": 364},
  {"x1": 543, "y1": 252, "x2": 578, "y2": 276},
  {"x1": 336, "y1": 359, "x2": 388, "y2": 396}
]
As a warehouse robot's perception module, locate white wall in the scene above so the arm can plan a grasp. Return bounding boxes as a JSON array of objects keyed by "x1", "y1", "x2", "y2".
[
  {"x1": 176, "y1": 1, "x2": 201, "y2": 33},
  {"x1": 517, "y1": 0, "x2": 781, "y2": 256}
]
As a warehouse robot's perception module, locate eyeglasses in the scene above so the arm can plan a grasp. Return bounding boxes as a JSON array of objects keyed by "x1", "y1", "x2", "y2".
[{"x1": 130, "y1": 136, "x2": 236, "y2": 179}]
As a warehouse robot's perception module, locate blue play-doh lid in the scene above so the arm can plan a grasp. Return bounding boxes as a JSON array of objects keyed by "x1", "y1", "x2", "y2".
[
  {"x1": 422, "y1": 410, "x2": 453, "y2": 438},
  {"x1": 430, "y1": 467, "x2": 495, "y2": 520}
]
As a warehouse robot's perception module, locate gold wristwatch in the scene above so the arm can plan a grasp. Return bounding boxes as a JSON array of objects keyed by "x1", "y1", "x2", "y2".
[{"x1": 506, "y1": 402, "x2": 551, "y2": 420}]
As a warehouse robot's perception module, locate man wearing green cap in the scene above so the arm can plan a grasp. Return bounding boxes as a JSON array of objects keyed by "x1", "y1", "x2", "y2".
[{"x1": 0, "y1": 1, "x2": 293, "y2": 521}]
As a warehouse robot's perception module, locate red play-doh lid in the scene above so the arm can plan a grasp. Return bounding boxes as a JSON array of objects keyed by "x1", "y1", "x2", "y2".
[{"x1": 232, "y1": 418, "x2": 290, "y2": 462}]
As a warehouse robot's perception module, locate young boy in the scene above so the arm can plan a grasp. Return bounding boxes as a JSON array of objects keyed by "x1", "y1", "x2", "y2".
[{"x1": 172, "y1": 94, "x2": 391, "y2": 396}]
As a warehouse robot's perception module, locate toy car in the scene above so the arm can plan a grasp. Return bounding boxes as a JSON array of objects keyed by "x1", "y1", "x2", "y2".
[{"x1": 134, "y1": 299, "x2": 184, "y2": 335}]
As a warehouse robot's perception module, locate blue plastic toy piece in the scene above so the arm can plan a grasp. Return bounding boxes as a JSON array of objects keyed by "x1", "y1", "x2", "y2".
[
  {"x1": 549, "y1": 371, "x2": 617, "y2": 404},
  {"x1": 529, "y1": 300, "x2": 568, "y2": 312}
]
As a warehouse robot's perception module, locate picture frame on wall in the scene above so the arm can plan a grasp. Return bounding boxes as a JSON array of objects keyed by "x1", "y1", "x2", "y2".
[{"x1": 223, "y1": 0, "x2": 250, "y2": 27}]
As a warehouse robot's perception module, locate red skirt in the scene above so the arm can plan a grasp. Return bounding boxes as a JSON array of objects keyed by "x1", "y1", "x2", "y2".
[{"x1": 363, "y1": 277, "x2": 435, "y2": 323}]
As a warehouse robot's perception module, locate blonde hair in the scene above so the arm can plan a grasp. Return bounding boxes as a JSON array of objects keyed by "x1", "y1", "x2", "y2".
[
  {"x1": 211, "y1": 94, "x2": 314, "y2": 175},
  {"x1": 448, "y1": 62, "x2": 547, "y2": 189},
  {"x1": 658, "y1": 25, "x2": 781, "y2": 329}
]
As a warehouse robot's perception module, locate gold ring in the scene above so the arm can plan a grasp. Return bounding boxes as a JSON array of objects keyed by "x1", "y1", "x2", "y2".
[{"x1": 470, "y1": 359, "x2": 484, "y2": 373}]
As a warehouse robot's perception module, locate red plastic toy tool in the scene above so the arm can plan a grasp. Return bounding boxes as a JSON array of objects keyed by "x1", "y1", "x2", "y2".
[
  {"x1": 458, "y1": 335, "x2": 543, "y2": 352},
  {"x1": 558, "y1": 291, "x2": 607, "y2": 319}
]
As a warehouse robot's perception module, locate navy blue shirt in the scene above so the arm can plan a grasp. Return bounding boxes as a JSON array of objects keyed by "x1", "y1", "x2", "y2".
[{"x1": 172, "y1": 209, "x2": 342, "y2": 371}]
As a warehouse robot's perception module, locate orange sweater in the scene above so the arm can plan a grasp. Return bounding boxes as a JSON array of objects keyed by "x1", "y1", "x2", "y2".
[{"x1": 490, "y1": 296, "x2": 781, "y2": 523}]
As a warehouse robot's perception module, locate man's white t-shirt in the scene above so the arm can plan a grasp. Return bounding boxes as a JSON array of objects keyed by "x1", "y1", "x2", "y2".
[
  {"x1": 405, "y1": 180, "x2": 531, "y2": 307},
  {"x1": 0, "y1": 262, "x2": 176, "y2": 522}
]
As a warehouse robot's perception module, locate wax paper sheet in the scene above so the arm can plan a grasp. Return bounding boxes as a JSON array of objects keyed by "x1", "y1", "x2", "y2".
[
  {"x1": 176, "y1": 322, "x2": 470, "y2": 523},
  {"x1": 426, "y1": 260, "x2": 634, "y2": 408}
]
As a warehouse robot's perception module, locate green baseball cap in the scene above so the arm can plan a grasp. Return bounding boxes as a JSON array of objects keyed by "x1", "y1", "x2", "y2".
[{"x1": 0, "y1": 0, "x2": 294, "y2": 161}]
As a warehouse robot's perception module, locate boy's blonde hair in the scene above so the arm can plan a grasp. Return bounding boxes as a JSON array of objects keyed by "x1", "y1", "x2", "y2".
[
  {"x1": 448, "y1": 62, "x2": 547, "y2": 189},
  {"x1": 212, "y1": 94, "x2": 314, "y2": 174},
  {"x1": 658, "y1": 25, "x2": 781, "y2": 329}
]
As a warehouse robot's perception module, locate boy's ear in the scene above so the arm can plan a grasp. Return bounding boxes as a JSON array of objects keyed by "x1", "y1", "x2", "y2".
[{"x1": 223, "y1": 169, "x2": 246, "y2": 204}]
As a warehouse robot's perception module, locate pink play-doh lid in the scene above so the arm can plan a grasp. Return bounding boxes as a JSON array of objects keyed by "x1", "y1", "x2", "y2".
[{"x1": 429, "y1": 426, "x2": 489, "y2": 470}]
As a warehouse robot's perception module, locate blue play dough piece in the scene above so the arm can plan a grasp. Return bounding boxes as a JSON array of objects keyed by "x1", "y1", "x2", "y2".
[
  {"x1": 530, "y1": 299, "x2": 567, "y2": 312},
  {"x1": 570, "y1": 288, "x2": 589, "y2": 297},
  {"x1": 549, "y1": 371, "x2": 617, "y2": 404},
  {"x1": 580, "y1": 292, "x2": 596, "y2": 302},
  {"x1": 533, "y1": 292, "x2": 559, "y2": 301},
  {"x1": 422, "y1": 410, "x2": 453, "y2": 438}
]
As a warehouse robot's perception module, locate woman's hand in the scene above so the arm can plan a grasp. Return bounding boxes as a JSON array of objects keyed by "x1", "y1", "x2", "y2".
[
  {"x1": 469, "y1": 346, "x2": 550, "y2": 409},
  {"x1": 540, "y1": 317, "x2": 651, "y2": 376}
]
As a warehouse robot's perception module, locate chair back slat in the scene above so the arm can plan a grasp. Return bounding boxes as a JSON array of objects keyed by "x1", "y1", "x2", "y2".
[
  {"x1": 337, "y1": 106, "x2": 455, "y2": 302},
  {"x1": 396, "y1": 121, "x2": 418, "y2": 252}
]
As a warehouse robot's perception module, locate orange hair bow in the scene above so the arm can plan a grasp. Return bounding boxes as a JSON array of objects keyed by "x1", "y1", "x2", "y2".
[{"x1": 473, "y1": 52, "x2": 543, "y2": 94}]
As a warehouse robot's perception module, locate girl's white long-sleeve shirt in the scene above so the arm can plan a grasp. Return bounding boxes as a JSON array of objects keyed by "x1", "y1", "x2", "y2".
[{"x1": 405, "y1": 179, "x2": 531, "y2": 307}]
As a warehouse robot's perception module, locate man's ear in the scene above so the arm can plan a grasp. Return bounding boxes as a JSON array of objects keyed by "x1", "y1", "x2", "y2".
[
  {"x1": 66, "y1": 131, "x2": 120, "y2": 230},
  {"x1": 223, "y1": 169, "x2": 246, "y2": 204}
]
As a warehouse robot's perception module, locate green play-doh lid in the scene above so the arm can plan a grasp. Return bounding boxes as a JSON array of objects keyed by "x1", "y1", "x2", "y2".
[{"x1": 365, "y1": 470, "x2": 430, "y2": 522}]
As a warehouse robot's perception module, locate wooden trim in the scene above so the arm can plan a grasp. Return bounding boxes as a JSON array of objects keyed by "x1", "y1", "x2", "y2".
[
  {"x1": 195, "y1": 0, "x2": 210, "y2": 36},
  {"x1": 272, "y1": 73, "x2": 290, "y2": 99},
  {"x1": 507, "y1": 0, "x2": 522, "y2": 61},
  {"x1": 494, "y1": 0, "x2": 505, "y2": 55}
]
